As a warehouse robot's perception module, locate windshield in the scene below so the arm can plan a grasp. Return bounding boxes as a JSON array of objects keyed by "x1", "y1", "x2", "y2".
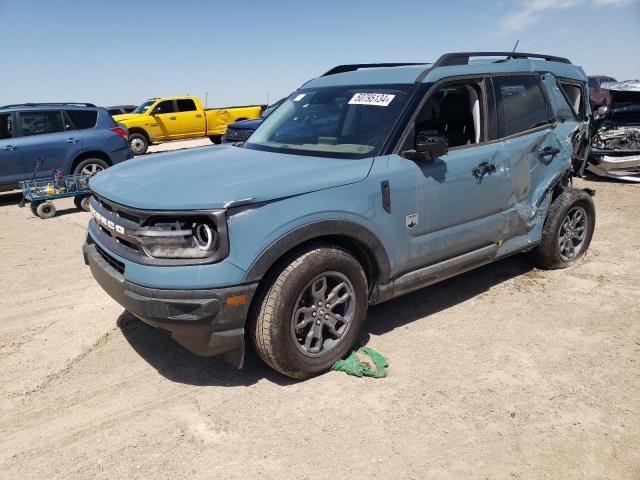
[
  {"x1": 261, "y1": 98, "x2": 285, "y2": 118},
  {"x1": 131, "y1": 101, "x2": 154, "y2": 114},
  {"x1": 245, "y1": 84, "x2": 416, "y2": 159}
]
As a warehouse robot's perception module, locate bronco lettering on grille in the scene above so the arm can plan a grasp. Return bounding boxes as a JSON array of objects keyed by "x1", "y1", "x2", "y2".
[{"x1": 89, "y1": 204, "x2": 125, "y2": 235}]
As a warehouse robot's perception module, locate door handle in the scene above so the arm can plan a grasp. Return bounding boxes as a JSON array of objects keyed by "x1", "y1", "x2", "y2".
[
  {"x1": 3, "y1": 144, "x2": 17, "y2": 151},
  {"x1": 471, "y1": 161, "x2": 497, "y2": 179},
  {"x1": 169, "y1": 116, "x2": 177, "y2": 120},
  {"x1": 66, "y1": 138, "x2": 79, "y2": 144},
  {"x1": 539, "y1": 146, "x2": 560, "y2": 157},
  {"x1": 195, "y1": 114, "x2": 202, "y2": 118}
]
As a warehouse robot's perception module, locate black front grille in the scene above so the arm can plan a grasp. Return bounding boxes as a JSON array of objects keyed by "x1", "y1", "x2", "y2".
[
  {"x1": 223, "y1": 127, "x2": 254, "y2": 143},
  {"x1": 95, "y1": 243, "x2": 125, "y2": 274}
]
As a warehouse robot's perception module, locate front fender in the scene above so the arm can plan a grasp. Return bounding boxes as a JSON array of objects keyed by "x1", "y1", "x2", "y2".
[{"x1": 242, "y1": 219, "x2": 391, "y2": 284}]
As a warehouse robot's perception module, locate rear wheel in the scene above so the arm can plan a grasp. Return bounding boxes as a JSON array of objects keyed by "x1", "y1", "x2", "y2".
[
  {"x1": 528, "y1": 188, "x2": 595, "y2": 269},
  {"x1": 30, "y1": 200, "x2": 43, "y2": 216},
  {"x1": 73, "y1": 158, "x2": 108, "y2": 175},
  {"x1": 74, "y1": 195, "x2": 91, "y2": 212},
  {"x1": 209, "y1": 135, "x2": 222, "y2": 144},
  {"x1": 129, "y1": 133, "x2": 149, "y2": 155},
  {"x1": 251, "y1": 245, "x2": 368, "y2": 378},
  {"x1": 36, "y1": 201, "x2": 56, "y2": 219}
]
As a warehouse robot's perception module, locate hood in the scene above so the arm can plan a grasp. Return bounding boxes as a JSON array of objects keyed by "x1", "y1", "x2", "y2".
[
  {"x1": 227, "y1": 118, "x2": 264, "y2": 130},
  {"x1": 90, "y1": 145, "x2": 374, "y2": 210},
  {"x1": 601, "y1": 80, "x2": 640, "y2": 93},
  {"x1": 112, "y1": 113, "x2": 144, "y2": 122}
]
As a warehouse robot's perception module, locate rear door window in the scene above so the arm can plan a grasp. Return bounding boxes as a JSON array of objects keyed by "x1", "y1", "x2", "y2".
[
  {"x1": 177, "y1": 99, "x2": 196, "y2": 112},
  {"x1": 0, "y1": 113, "x2": 13, "y2": 139},
  {"x1": 19, "y1": 111, "x2": 65, "y2": 136},
  {"x1": 66, "y1": 110, "x2": 98, "y2": 129},
  {"x1": 494, "y1": 75, "x2": 550, "y2": 138},
  {"x1": 558, "y1": 81, "x2": 586, "y2": 120}
]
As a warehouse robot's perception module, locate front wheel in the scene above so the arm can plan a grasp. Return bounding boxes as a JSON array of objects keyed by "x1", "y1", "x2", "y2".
[
  {"x1": 209, "y1": 135, "x2": 222, "y2": 144},
  {"x1": 251, "y1": 245, "x2": 368, "y2": 378},
  {"x1": 36, "y1": 201, "x2": 56, "y2": 219},
  {"x1": 528, "y1": 188, "x2": 596, "y2": 269}
]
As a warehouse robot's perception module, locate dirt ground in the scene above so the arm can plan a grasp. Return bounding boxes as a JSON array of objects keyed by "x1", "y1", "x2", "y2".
[{"x1": 1, "y1": 153, "x2": 639, "y2": 479}]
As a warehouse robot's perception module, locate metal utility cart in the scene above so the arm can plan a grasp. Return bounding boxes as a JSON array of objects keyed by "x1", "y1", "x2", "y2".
[{"x1": 19, "y1": 158, "x2": 93, "y2": 218}]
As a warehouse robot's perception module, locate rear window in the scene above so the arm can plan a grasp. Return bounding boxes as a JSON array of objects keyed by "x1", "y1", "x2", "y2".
[
  {"x1": 494, "y1": 75, "x2": 549, "y2": 138},
  {"x1": 66, "y1": 110, "x2": 98, "y2": 129},
  {"x1": 19, "y1": 111, "x2": 65, "y2": 136},
  {"x1": 177, "y1": 99, "x2": 196, "y2": 112}
]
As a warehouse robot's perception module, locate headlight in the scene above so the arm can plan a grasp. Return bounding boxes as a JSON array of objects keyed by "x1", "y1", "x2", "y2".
[{"x1": 136, "y1": 217, "x2": 221, "y2": 259}]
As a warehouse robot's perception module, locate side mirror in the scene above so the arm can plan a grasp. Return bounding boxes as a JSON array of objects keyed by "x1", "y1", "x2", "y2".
[
  {"x1": 403, "y1": 131, "x2": 449, "y2": 161},
  {"x1": 151, "y1": 107, "x2": 162, "y2": 115},
  {"x1": 594, "y1": 106, "x2": 609, "y2": 121}
]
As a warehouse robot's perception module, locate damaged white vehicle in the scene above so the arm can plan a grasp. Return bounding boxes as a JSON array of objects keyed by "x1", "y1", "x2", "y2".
[{"x1": 589, "y1": 80, "x2": 640, "y2": 182}]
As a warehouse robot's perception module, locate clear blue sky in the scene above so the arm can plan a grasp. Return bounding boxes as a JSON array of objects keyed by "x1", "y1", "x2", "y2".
[{"x1": 1, "y1": 0, "x2": 638, "y2": 107}]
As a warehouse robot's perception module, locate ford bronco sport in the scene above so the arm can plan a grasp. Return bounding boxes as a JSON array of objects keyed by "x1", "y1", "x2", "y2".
[{"x1": 83, "y1": 52, "x2": 596, "y2": 378}]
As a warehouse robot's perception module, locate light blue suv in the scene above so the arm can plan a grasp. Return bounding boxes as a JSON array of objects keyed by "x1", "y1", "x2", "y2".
[
  {"x1": 0, "y1": 103, "x2": 132, "y2": 191},
  {"x1": 83, "y1": 52, "x2": 595, "y2": 378}
]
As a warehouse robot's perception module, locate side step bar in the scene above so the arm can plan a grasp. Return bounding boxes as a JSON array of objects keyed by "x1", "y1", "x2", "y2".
[{"x1": 371, "y1": 244, "x2": 498, "y2": 305}]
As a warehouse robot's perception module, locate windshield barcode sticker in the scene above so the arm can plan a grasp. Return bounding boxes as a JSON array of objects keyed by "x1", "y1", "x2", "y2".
[{"x1": 348, "y1": 93, "x2": 395, "y2": 106}]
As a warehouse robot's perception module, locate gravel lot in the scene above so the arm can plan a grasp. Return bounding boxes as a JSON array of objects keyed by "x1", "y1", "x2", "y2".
[{"x1": 1, "y1": 149, "x2": 639, "y2": 479}]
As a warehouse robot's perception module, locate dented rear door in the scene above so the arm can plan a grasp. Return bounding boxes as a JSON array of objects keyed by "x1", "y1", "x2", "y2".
[{"x1": 492, "y1": 74, "x2": 570, "y2": 242}]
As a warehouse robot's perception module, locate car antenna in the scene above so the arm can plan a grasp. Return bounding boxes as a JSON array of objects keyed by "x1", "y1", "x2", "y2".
[{"x1": 509, "y1": 40, "x2": 520, "y2": 59}]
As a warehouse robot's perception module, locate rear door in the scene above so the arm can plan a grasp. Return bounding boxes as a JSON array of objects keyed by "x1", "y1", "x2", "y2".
[
  {"x1": 491, "y1": 74, "x2": 564, "y2": 241},
  {"x1": 0, "y1": 112, "x2": 25, "y2": 186},
  {"x1": 174, "y1": 98, "x2": 206, "y2": 138},
  {"x1": 17, "y1": 110, "x2": 83, "y2": 178}
]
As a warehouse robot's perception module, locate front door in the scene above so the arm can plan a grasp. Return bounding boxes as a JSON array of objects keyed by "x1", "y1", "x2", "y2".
[
  {"x1": 0, "y1": 112, "x2": 25, "y2": 187},
  {"x1": 151, "y1": 100, "x2": 180, "y2": 139},
  {"x1": 388, "y1": 78, "x2": 509, "y2": 274}
]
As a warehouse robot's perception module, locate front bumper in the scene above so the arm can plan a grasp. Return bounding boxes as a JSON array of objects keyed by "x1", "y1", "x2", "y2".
[
  {"x1": 588, "y1": 153, "x2": 640, "y2": 183},
  {"x1": 83, "y1": 241, "x2": 257, "y2": 367}
]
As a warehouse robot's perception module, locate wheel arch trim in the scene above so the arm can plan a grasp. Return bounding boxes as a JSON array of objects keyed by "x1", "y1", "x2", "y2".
[{"x1": 242, "y1": 219, "x2": 391, "y2": 285}]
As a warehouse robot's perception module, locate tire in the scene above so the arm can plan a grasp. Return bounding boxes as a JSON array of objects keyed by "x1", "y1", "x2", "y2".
[
  {"x1": 30, "y1": 201, "x2": 42, "y2": 216},
  {"x1": 74, "y1": 195, "x2": 91, "y2": 212},
  {"x1": 36, "y1": 202, "x2": 56, "y2": 219},
  {"x1": 129, "y1": 133, "x2": 149, "y2": 155},
  {"x1": 528, "y1": 188, "x2": 595, "y2": 269},
  {"x1": 251, "y1": 245, "x2": 368, "y2": 379},
  {"x1": 73, "y1": 158, "x2": 109, "y2": 176},
  {"x1": 209, "y1": 135, "x2": 222, "y2": 144}
]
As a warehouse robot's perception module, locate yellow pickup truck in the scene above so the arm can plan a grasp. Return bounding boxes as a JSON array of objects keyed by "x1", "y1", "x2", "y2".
[{"x1": 113, "y1": 96, "x2": 264, "y2": 154}]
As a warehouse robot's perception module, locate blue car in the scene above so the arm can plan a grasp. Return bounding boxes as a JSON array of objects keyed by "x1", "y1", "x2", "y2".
[
  {"x1": 84, "y1": 52, "x2": 595, "y2": 378},
  {"x1": 0, "y1": 103, "x2": 132, "y2": 191},
  {"x1": 222, "y1": 98, "x2": 285, "y2": 143}
]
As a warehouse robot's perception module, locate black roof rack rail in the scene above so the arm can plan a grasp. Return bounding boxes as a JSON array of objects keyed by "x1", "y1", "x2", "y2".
[
  {"x1": 322, "y1": 63, "x2": 428, "y2": 77},
  {"x1": 1, "y1": 102, "x2": 96, "y2": 108},
  {"x1": 432, "y1": 52, "x2": 571, "y2": 68}
]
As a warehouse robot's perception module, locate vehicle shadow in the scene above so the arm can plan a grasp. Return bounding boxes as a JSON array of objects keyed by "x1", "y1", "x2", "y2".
[
  {"x1": 117, "y1": 311, "x2": 298, "y2": 387},
  {"x1": 0, "y1": 191, "x2": 85, "y2": 218},
  {"x1": 119, "y1": 254, "x2": 533, "y2": 387},
  {"x1": 0, "y1": 191, "x2": 23, "y2": 205},
  {"x1": 362, "y1": 254, "x2": 533, "y2": 338}
]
